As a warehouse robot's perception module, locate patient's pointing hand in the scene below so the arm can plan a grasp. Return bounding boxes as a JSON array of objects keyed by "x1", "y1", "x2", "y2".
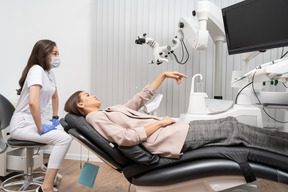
[
  {"x1": 159, "y1": 116, "x2": 176, "y2": 127},
  {"x1": 164, "y1": 71, "x2": 187, "y2": 84}
]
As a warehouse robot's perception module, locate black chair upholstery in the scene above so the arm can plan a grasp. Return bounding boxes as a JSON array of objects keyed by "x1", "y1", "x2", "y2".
[
  {"x1": 0, "y1": 94, "x2": 15, "y2": 153},
  {"x1": 61, "y1": 113, "x2": 288, "y2": 188},
  {"x1": 0, "y1": 94, "x2": 51, "y2": 192},
  {"x1": 0, "y1": 94, "x2": 15, "y2": 130},
  {"x1": 7, "y1": 138, "x2": 46, "y2": 147}
]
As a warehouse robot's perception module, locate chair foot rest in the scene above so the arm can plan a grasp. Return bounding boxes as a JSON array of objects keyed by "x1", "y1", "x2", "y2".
[{"x1": 1, "y1": 172, "x2": 46, "y2": 192}]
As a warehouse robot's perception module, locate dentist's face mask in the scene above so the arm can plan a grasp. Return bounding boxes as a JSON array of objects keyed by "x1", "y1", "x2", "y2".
[{"x1": 50, "y1": 57, "x2": 61, "y2": 68}]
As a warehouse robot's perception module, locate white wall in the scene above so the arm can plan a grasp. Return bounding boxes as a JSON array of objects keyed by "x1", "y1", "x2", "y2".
[
  {"x1": 0, "y1": 0, "x2": 287, "y2": 162},
  {"x1": 0, "y1": 0, "x2": 95, "y2": 161},
  {"x1": 0, "y1": 0, "x2": 92, "y2": 108}
]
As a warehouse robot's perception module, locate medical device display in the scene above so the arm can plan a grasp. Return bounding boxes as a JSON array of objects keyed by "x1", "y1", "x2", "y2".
[
  {"x1": 223, "y1": 0, "x2": 288, "y2": 89},
  {"x1": 222, "y1": 0, "x2": 288, "y2": 55}
]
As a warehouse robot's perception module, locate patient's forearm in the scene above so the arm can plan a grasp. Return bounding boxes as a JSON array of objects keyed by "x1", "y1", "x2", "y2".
[
  {"x1": 150, "y1": 73, "x2": 166, "y2": 91},
  {"x1": 144, "y1": 121, "x2": 162, "y2": 137},
  {"x1": 144, "y1": 116, "x2": 176, "y2": 136}
]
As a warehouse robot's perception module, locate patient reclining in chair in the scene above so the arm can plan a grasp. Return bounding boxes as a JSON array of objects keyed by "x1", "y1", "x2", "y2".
[{"x1": 64, "y1": 71, "x2": 288, "y2": 159}]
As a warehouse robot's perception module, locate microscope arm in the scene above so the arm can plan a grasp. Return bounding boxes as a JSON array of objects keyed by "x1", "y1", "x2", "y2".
[
  {"x1": 135, "y1": 1, "x2": 225, "y2": 65},
  {"x1": 135, "y1": 33, "x2": 170, "y2": 64}
]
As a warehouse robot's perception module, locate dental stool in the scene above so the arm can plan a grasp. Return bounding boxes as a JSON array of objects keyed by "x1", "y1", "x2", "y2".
[
  {"x1": 0, "y1": 94, "x2": 57, "y2": 192},
  {"x1": 1, "y1": 138, "x2": 50, "y2": 192}
]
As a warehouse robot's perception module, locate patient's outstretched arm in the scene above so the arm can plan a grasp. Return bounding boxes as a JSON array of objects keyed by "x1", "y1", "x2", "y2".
[
  {"x1": 150, "y1": 71, "x2": 187, "y2": 91},
  {"x1": 124, "y1": 71, "x2": 186, "y2": 111}
]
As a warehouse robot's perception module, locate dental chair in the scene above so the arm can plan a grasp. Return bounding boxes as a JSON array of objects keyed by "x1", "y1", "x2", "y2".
[
  {"x1": 0, "y1": 94, "x2": 50, "y2": 192},
  {"x1": 61, "y1": 113, "x2": 288, "y2": 192}
]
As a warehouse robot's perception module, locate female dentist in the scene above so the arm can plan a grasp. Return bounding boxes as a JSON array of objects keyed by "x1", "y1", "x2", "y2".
[{"x1": 9, "y1": 40, "x2": 72, "y2": 192}]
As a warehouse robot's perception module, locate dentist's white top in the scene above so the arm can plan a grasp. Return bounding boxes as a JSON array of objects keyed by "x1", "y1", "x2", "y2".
[{"x1": 10, "y1": 65, "x2": 56, "y2": 133}]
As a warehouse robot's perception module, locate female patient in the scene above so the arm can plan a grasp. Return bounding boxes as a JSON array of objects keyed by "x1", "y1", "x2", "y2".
[{"x1": 64, "y1": 71, "x2": 288, "y2": 159}]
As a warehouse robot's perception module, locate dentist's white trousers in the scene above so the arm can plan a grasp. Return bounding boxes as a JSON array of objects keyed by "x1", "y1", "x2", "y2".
[{"x1": 10, "y1": 114, "x2": 72, "y2": 170}]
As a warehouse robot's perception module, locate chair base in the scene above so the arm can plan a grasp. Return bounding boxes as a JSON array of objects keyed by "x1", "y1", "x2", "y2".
[
  {"x1": 134, "y1": 176, "x2": 260, "y2": 192},
  {"x1": 1, "y1": 171, "x2": 58, "y2": 192}
]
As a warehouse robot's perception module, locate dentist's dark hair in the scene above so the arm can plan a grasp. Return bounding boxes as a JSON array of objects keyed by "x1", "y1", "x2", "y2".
[
  {"x1": 64, "y1": 91, "x2": 86, "y2": 117},
  {"x1": 17, "y1": 39, "x2": 56, "y2": 95}
]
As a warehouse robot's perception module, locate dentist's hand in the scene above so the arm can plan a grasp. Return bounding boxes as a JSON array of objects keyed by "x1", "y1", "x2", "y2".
[
  {"x1": 39, "y1": 124, "x2": 57, "y2": 135},
  {"x1": 50, "y1": 118, "x2": 60, "y2": 127}
]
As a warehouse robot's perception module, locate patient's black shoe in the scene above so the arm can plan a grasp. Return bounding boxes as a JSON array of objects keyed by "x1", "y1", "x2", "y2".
[{"x1": 35, "y1": 186, "x2": 43, "y2": 192}]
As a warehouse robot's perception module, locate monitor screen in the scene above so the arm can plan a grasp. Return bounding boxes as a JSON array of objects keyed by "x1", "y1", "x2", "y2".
[{"x1": 222, "y1": 0, "x2": 288, "y2": 55}]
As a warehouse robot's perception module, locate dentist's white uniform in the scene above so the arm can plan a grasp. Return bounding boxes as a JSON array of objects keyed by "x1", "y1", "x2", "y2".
[{"x1": 10, "y1": 65, "x2": 72, "y2": 169}]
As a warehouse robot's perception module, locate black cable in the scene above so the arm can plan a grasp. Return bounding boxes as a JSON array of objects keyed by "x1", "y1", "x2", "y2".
[
  {"x1": 182, "y1": 40, "x2": 190, "y2": 63},
  {"x1": 234, "y1": 82, "x2": 252, "y2": 104},
  {"x1": 282, "y1": 82, "x2": 288, "y2": 88},
  {"x1": 251, "y1": 71, "x2": 288, "y2": 123},
  {"x1": 237, "y1": 47, "x2": 288, "y2": 124},
  {"x1": 179, "y1": 39, "x2": 185, "y2": 63},
  {"x1": 172, "y1": 41, "x2": 186, "y2": 64},
  {"x1": 172, "y1": 40, "x2": 190, "y2": 65},
  {"x1": 280, "y1": 47, "x2": 288, "y2": 59},
  {"x1": 280, "y1": 50, "x2": 288, "y2": 59}
]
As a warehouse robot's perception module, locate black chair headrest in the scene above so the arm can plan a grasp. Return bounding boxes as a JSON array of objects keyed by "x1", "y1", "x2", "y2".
[
  {"x1": 0, "y1": 94, "x2": 15, "y2": 130},
  {"x1": 61, "y1": 113, "x2": 131, "y2": 165}
]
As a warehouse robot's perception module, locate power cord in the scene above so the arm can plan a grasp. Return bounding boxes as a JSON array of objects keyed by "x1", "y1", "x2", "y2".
[
  {"x1": 282, "y1": 82, "x2": 288, "y2": 88},
  {"x1": 251, "y1": 71, "x2": 288, "y2": 123},
  {"x1": 236, "y1": 48, "x2": 288, "y2": 123},
  {"x1": 281, "y1": 47, "x2": 288, "y2": 59},
  {"x1": 234, "y1": 82, "x2": 252, "y2": 104}
]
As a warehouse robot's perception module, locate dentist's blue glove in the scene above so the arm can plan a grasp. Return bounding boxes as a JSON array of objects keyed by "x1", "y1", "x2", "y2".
[
  {"x1": 39, "y1": 124, "x2": 57, "y2": 135},
  {"x1": 50, "y1": 118, "x2": 60, "y2": 127}
]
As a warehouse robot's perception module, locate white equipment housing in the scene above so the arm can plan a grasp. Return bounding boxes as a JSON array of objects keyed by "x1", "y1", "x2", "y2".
[
  {"x1": 135, "y1": 0, "x2": 225, "y2": 99},
  {"x1": 136, "y1": 1, "x2": 264, "y2": 127},
  {"x1": 136, "y1": 0, "x2": 288, "y2": 128}
]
